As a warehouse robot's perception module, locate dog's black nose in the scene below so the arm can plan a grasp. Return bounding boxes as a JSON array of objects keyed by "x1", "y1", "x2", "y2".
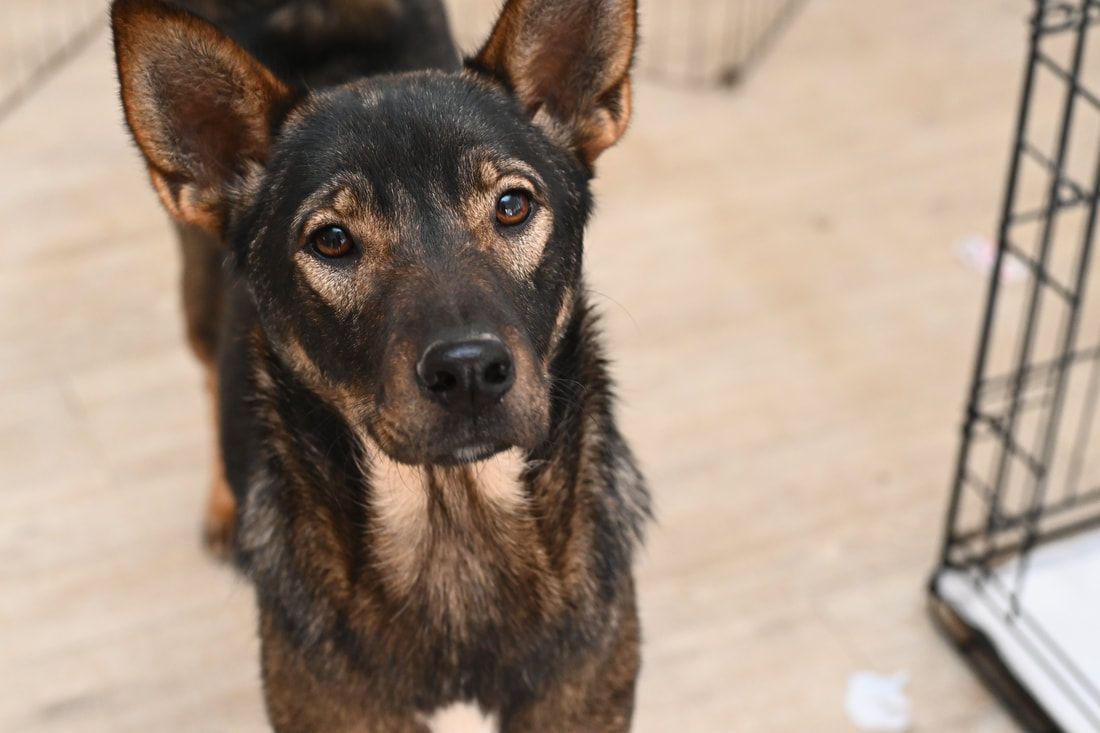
[{"x1": 417, "y1": 337, "x2": 515, "y2": 411}]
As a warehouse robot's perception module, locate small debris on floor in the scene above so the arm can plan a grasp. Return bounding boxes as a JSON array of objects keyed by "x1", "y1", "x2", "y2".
[
  {"x1": 956, "y1": 234, "x2": 1027, "y2": 283},
  {"x1": 845, "y1": 671, "x2": 912, "y2": 732}
]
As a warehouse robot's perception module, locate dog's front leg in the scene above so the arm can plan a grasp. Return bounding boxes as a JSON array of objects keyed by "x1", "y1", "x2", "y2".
[
  {"x1": 259, "y1": 613, "x2": 428, "y2": 733},
  {"x1": 501, "y1": 593, "x2": 642, "y2": 733}
]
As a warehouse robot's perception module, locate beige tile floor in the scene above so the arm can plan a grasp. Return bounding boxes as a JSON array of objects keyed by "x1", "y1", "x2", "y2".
[{"x1": 0, "y1": 0, "x2": 1039, "y2": 730}]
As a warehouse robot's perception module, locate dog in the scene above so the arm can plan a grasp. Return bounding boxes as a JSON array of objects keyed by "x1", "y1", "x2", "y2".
[{"x1": 110, "y1": 0, "x2": 651, "y2": 729}]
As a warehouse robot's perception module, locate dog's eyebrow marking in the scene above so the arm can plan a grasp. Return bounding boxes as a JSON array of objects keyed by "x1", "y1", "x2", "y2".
[
  {"x1": 291, "y1": 171, "x2": 374, "y2": 238},
  {"x1": 475, "y1": 156, "x2": 544, "y2": 193}
]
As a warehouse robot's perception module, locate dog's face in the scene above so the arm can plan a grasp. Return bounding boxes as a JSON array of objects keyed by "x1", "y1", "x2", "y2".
[
  {"x1": 112, "y1": 0, "x2": 636, "y2": 465},
  {"x1": 245, "y1": 77, "x2": 588, "y2": 463}
]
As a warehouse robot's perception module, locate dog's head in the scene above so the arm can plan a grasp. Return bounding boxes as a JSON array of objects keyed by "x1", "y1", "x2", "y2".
[{"x1": 112, "y1": 0, "x2": 636, "y2": 465}]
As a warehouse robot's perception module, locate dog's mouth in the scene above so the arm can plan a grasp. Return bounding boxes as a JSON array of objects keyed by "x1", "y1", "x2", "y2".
[
  {"x1": 444, "y1": 442, "x2": 511, "y2": 465},
  {"x1": 366, "y1": 415, "x2": 530, "y2": 467},
  {"x1": 376, "y1": 437, "x2": 513, "y2": 467}
]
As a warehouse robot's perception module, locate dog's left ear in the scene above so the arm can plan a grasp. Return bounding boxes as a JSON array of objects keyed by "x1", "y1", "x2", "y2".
[{"x1": 471, "y1": 0, "x2": 637, "y2": 168}]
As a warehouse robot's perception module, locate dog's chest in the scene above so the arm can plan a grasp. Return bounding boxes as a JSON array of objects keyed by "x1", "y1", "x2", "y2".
[{"x1": 366, "y1": 447, "x2": 556, "y2": 630}]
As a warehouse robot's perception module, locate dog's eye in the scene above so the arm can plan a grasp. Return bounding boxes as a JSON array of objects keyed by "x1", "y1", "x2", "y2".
[
  {"x1": 309, "y1": 225, "x2": 354, "y2": 258},
  {"x1": 496, "y1": 190, "x2": 532, "y2": 227}
]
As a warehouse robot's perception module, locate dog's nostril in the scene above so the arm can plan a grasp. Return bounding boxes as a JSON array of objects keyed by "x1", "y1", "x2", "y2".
[
  {"x1": 429, "y1": 370, "x2": 457, "y2": 393},
  {"x1": 483, "y1": 361, "x2": 511, "y2": 386}
]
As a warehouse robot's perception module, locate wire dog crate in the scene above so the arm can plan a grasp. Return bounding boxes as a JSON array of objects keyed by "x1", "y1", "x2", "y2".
[
  {"x1": 638, "y1": 0, "x2": 805, "y2": 86},
  {"x1": 446, "y1": 0, "x2": 806, "y2": 87},
  {"x1": 929, "y1": 1, "x2": 1100, "y2": 731},
  {"x1": 0, "y1": 0, "x2": 806, "y2": 121},
  {"x1": 0, "y1": 0, "x2": 104, "y2": 123}
]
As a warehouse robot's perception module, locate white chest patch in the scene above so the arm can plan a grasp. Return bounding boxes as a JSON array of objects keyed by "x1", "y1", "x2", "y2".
[{"x1": 419, "y1": 703, "x2": 498, "y2": 733}]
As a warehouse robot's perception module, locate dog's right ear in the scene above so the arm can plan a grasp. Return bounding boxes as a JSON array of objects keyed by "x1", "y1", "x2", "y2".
[
  {"x1": 111, "y1": 0, "x2": 293, "y2": 235},
  {"x1": 471, "y1": 0, "x2": 637, "y2": 169}
]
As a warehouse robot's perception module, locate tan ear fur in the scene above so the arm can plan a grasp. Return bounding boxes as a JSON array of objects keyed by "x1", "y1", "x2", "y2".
[
  {"x1": 472, "y1": 0, "x2": 637, "y2": 167},
  {"x1": 112, "y1": 0, "x2": 293, "y2": 234}
]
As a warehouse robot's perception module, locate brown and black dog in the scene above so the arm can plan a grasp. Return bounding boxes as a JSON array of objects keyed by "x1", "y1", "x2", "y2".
[{"x1": 110, "y1": 0, "x2": 651, "y2": 729}]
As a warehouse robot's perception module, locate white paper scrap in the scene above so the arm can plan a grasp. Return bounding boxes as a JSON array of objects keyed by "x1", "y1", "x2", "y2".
[{"x1": 845, "y1": 671, "x2": 912, "y2": 732}]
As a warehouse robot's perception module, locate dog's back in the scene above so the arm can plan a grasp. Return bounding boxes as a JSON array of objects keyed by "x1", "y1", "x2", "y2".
[{"x1": 171, "y1": 0, "x2": 459, "y2": 87}]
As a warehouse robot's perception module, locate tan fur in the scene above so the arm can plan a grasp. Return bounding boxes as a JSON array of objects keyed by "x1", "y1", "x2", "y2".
[
  {"x1": 277, "y1": 336, "x2": 341, "y2": 398},
  {"x1": 362, "y1": 440, "x2": 433, "y2": 598},
  {"x1": 203, "y1": 465, "x2": 237, "y2": 555},
  {"x1": 586, "y1": 79, "x2": 633, "y2": 161},
  {"x1": 463, "y1": 155, "x2": 553, "y2": 279},
  {"x1": 292, "y1": 173, "x2": 405, "y2": 309},
  {"x1": 293, "y1": 250, "x2": 363, "y2": 311},
  {"x1": 547, "y1": 286, "x2": 575, "y2": 363},
  {"x1": 151, "y1": 176, "x2": 221, "y2": 234},
  {"x1": 362, "y1": 437, "x2": 531, "y2": 608},
  {"x1": 201, "y1": 370, "x2": 236, "y2": 557},
  {"x1": 291, "y1": 172, "x2": 381, "y2": 236},
  {"x1": 468, "y1": 448, "x2": 528, "y2": 510},
  {"x1": 529, "y1": 106, "x2": 576, "y2": 151}
]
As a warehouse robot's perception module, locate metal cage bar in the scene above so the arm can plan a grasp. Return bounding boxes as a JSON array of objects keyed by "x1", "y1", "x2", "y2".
[
  {"x1": 932, "y1": 1, "x2": 1100, "y2": 730},
  {"x1": 445, "y1": 0, "x2": 807, "y2": 88}
]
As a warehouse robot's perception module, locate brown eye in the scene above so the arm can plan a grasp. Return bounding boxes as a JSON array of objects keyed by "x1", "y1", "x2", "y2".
[
  {"x1": 496, "y1": 190, "x2": 532, "y2": 227},
  {"x1": 309, "y1": 225, "x2": 354, "y2": 258}
]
